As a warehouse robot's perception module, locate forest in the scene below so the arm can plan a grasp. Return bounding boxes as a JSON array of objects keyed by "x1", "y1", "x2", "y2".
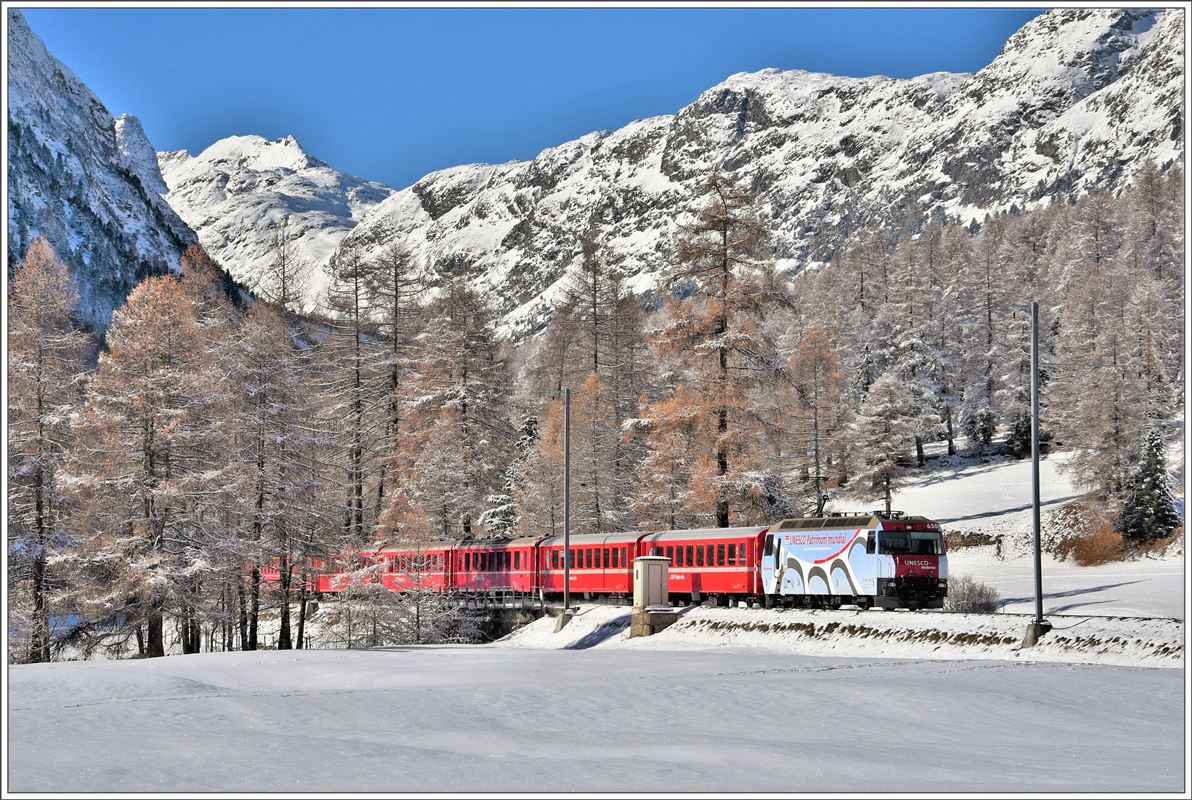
[{"x1": 7, "y1": 162, "x2": 1184, "y2": 661}]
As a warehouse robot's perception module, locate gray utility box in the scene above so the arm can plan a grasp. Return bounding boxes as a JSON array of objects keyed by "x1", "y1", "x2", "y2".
[{"x1": 633, "y1": 555, "x2": 670, "y2": 609}]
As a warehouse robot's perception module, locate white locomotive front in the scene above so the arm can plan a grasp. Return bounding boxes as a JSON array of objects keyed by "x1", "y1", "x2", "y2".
[{"x1": 759, "y1": 511, "x2": 947, "y2": 610}]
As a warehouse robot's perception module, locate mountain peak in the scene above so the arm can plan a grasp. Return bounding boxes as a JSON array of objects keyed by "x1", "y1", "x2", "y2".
[
  {"x1": 114, "y1": 114, "x2": 168, "y2": 195},
  {"x1": 158, "y1": 133, "x2": 396, "y2": 310},
  {"x1": 190, "y1": 133, "x2": 321, "y2": 174}
]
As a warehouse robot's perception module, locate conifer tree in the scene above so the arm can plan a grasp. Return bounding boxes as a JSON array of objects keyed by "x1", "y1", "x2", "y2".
[
  {"x1": 401, "y1": 278, "x2": 512, "y2": 537},
  {"x1": 659, "y1": 171, "x2": 789, "y2": 527},
  {"x1": 65, "y1": 276, "x2": 230, "y2": 658},
  {"x1": 515, "y1": 400, "x2": 565, "y2": 537},
  {"x1": 788, "y1": 325, "x2": 846, "y2": 515},
  {"x1": 319, "y1": 243, "x2": 386, "y2": 543},
  {"x1": 1117, "y1": 426, "x2": 1181, "y2": 543},
  {"x1": 260, "y1": 218, "x2": 310, "y2": 314},
  {"x1": 849, "y1": 372, "x2": 920, "y2": 514},
  {"x1": 8, "y1": 238, "x2": 93, "y2": 663}
]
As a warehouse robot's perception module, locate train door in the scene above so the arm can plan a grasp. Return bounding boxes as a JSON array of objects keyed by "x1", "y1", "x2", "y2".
[{"x1": 760, "y1": 532, "x2": 778, "y2": 595}]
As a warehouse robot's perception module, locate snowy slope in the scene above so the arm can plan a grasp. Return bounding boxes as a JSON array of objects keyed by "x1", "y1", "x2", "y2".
[
  {"x1": 158, "y1": 135, "x2": 396, "y2": 309},
  {"x1": 6, "y1": 10, "x2": 197, "y2": 329},
  {"x1": 322, "y1": 6, "x2": 1180, "y2": 337},
  {"x1": 7, "y1": 647, "x2": 1184, "y2": 792},
  {"x1": 827, "y1": 443, "x2": 1185, "y2": 619}
]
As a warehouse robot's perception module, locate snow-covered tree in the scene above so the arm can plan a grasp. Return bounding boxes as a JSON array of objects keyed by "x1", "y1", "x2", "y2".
[
  {"x1": 7, "y1": 237, "x2": 93, "y2": 663},
  {"x1": 849, "y1": 372, "x2": 921, "y2": 513},
  {"x1": 656, "y1": 171, "x2": 790, "y2": 526},
  {"x1": 401, "y1": 279, "x2": 512, "y2": 538},
  {"x1": 787, "y1": 325, "x2": 846, "y2": 514},
  {"x1": 1117, "y1": 426, "x2": 1181, "y2": 543},
  {"x1": 259, "y1": 218, "x2": 310, "y2": 314},
  {"x1": 64, "y1": 275, "x2": 231, "y2": 658}
]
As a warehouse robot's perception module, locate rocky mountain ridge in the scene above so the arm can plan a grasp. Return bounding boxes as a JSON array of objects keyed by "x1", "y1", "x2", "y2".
[
  {"x1": 332, "y1": 6, "x2": 1183, "y2": 337},
  {"x1": 6, "y1": 9, "x2": 197, "y2": 329}
]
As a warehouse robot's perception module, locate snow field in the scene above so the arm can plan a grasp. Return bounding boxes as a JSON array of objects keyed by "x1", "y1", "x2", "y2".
[{"x1": 7, "y1": 645, "x2": 1184, "y2": 792}]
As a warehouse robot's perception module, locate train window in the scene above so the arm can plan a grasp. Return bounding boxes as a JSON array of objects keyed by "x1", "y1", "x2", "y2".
[
  {"x1": 584, "y1": 549, "x2": 592, "y2": 569},
  {"x1": 728, "y1": 544, "x2": 737, "y2": 566},
  {"x1": 696, "y1": 546, "x2": 705, "y2": 567},
  {"x1": 738, "y1": 543, "x2": 746, "y2": 564},
  {"x1": 665, "y1": 546, "x2": 673, "y2": 563},
  {"x1": 602, "y1": 549, "x2": 608, "y2": 568},
  {"x1": 685, "y1": 545, "x2": 693, "y2": 566},
  {"x1": 514, "y1": 552, "x2": 520, "y2": 570},
  {"x1": 764, "y1": 536, "x2": 774, "y2": 556},
  {"x1": 717, "y1": 544, "x2": 725, "y2": 566}
]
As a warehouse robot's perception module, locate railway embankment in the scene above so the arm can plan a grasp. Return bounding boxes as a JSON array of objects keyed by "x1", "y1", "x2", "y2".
[{"x1": 501, "y1": 604, "x2": 1184, "y2": 668}]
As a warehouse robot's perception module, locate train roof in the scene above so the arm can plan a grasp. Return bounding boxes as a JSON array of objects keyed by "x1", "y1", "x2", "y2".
[
  {"x1": 371, "y1": 541, "x2": 457, "y2": 553},
  {"x1": 771, "y1": 512, "x2": 937, "y2": 532},
  {"x1": 640, "y1": 526, "x2": 768, "y2": 541},
  {"x1": 453, "y1": 536, "x2": 542, "y2": 549},
  {"x1": 538, "y1": 531, "x2": 646, "y2": 546}
]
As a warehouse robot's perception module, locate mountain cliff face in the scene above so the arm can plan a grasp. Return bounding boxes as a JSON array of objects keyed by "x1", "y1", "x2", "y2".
[
  {"x1": 6, "y1": 10, "x2": 196, "y2": 329},
  {"x1": 330, "y1": 7, "x2": 1182, "y2": 337},
  {"x1": 157, "y1": 135, "x2": 396, "y2": 309}
]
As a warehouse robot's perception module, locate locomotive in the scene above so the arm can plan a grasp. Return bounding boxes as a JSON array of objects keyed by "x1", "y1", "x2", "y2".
[{"x1": 265, "y1": 511, "x2": 947, "y2": 610}]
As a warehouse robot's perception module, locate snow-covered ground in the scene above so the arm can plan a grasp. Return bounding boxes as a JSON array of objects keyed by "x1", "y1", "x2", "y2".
[
  {"x1": 951, "y1": 546, "x2": 1185, "y2": 619},
  {"x1": 502, "y1": 604, "x2": 1183, "y2": 668},
  {"x1": 7, "y1": 646, "x2": 1184, "y2": 793}
]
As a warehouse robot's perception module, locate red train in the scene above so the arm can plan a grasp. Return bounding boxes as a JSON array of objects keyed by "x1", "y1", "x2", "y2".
[{"x1": 264, "y1": 511, "x2": 947, "y2": 609}]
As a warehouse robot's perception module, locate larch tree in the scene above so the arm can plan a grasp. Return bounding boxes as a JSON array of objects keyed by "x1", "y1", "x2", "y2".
[
  {"x1": 787, "y1": 325, "x2": 846, "y2": 515},
  {"x1": 7, "y1": 237, "x2": 93, "y2": 663},
  {"x1": 631, "y1": 386, "x2": 706, "y2": 531},
  {"x1": 228, "y1": 303, "x2": 326, "y2": 650},
  {"x1": 64, "y1": 275, "x2": 229, "y2": 658},
  {"x1": 660, "y1": 171, "x2": 789, "y2": 527},
  {"x1": 319, "y1": 242, "x2": 386, "y2": 544},
  {"x1": 362, "y1": 235, "x2": 423, "y2": 522},
  {"x1": 514, "y1": 400, "x2": 565, "y2": 538},
  {"x1": 401, "y1": 278, "x2": 512, "y2": 538},
  {"x1": 260, "y1": 218, "x2": 310, "y2": 314}
]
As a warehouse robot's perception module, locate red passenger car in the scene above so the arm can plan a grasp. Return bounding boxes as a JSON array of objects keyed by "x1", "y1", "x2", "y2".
[
  {"x1": 640, "y1": 526, "x2": 767, "y2": 605},
  {"x1": 538, "y1": 532, "x2": 639, "y2": 600}
]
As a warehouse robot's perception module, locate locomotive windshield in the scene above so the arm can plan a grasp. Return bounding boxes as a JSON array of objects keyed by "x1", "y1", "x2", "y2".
[{"x1": 878, "y1": 530, "x2": 943, "y2": 555}]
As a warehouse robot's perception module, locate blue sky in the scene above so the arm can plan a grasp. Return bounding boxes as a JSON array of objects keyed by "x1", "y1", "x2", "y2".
[{"x1": 21, "y1": 7, "x2": 1043, "y2": 189}]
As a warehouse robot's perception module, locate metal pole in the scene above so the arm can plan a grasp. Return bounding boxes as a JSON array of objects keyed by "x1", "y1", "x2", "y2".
[
  {"x1": 1030, "y1": 301, "x2": 1044, "y2": 628},
  {"x1": 563, "y1": 387, "x2": 571, "y2": 613}
]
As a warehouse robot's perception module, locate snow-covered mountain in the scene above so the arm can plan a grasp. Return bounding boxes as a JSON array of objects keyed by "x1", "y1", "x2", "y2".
[
  {"x1": 326, "y1": 6, "x2": 1181, "y2": 337},
  {"x1": 6, "y1": 10, "x2": 197, "y2": 329},
  {"x1": 157, "y1": 135, "x2": 396, "y2": 309}
]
